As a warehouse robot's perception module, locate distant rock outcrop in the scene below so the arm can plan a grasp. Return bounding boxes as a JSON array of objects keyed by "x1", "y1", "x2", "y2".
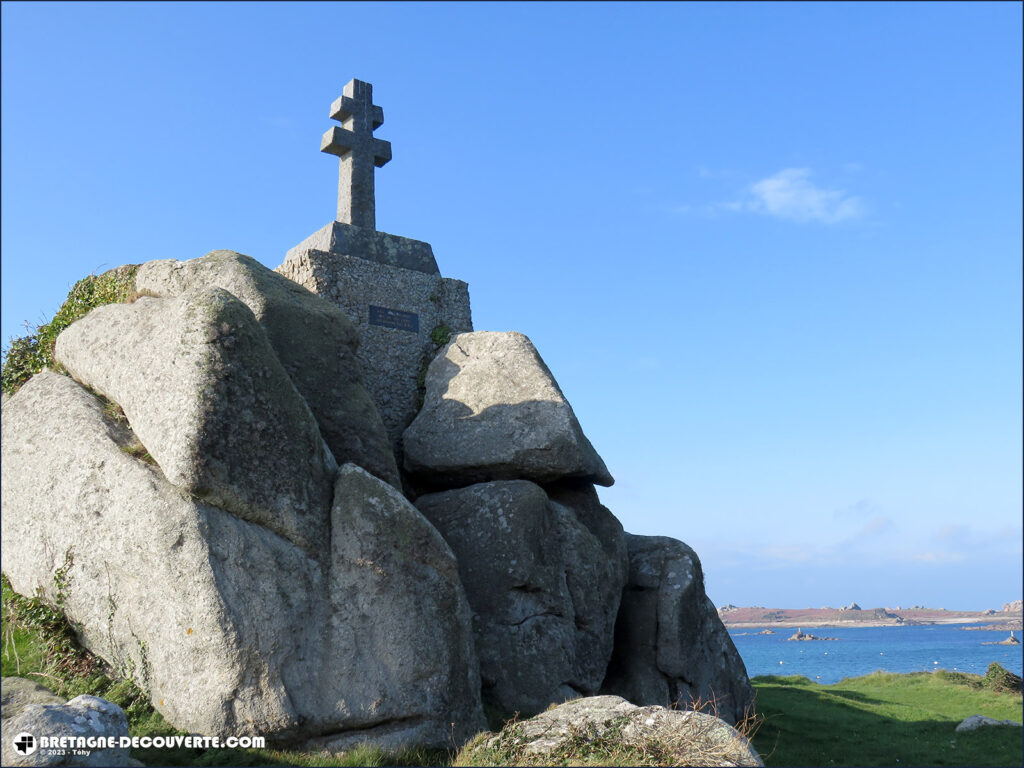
[
  {"x1": 1002, "y1": 600, "x2": 1023, "y2": 613},
  {"x1": 787, "y1": 629, "x2": 838, "y2": 642},
  {"x1": 983, "y1": 631, "x2": 1021, "y2": 646}
]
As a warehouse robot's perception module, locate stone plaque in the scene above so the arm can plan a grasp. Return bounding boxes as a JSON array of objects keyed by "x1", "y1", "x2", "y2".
[{"x1": 368, "y1": 305, "x2": 419, "y2": 333}]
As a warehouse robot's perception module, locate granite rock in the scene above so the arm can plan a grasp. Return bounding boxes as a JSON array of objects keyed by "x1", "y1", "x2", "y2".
[
  {"x1": 134, "y1": 250, "x2": 399, "y2": 488},
  {"x1": 602, "y1": 535, "x2": 754, "y2": 725},
  {"x1": 955, "y1": 715, "x2": 1023, "y2": 732},
  {"x1": 462, "y1": 694, "x2": 762, "y2": 767},
  {"x1": 1, "y1": 372, "x2": 485, "y2": 747},
  {"x1": 54, "y1": 287, "x2": 336, "y2": 551},
  {"x1": 415, "y1": 479, "x2": 627, "y2": 716},
  {"x1": 303, "y1": 464, "x2": 487, "y2": 750},
  {"x1": 0, "y1": 686, "x2": 142, "y2": 767},
  {"x1": 403, "y1": 332, "x2": 613, "y2": 488},
  {"x1": 1, "y1": 678, "x2": 66, "y2": 719}
]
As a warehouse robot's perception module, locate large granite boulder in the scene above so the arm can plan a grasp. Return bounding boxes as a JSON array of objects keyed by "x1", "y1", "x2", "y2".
[
  {"x1": 0, "y1": 681, "x2": 142, "y2": 767},
  {"x1": 403, "y1": 331, "x2": 613, "y2": 488},
  {"x1": 1, "y1": 371, "x2": 485, "y2": 747},
  {"x1": 457, "y1": 694, "x2": 762, "y2": 767},
  {"x1": 602, "y1": 535, "x2": 754, "y2": 725},
  {"x1": 135, "y1": 250, "x2": 399, "y2": 488},
  {"x1": 305, "y1": 464, "x2": 487, "y2": 750},
  {"x1": 54, "y1": 287, "x2": 336, "y2": 552},
  {"x1": 415, "y1": 479, "x2": 627, "y2": 716}
]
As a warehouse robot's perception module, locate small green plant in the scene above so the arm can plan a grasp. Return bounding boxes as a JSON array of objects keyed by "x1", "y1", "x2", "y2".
[
  {"x1": 52, "y1": 548, "x2": 75, "y2": 608},
  {"x1": 1, "y1": 265, "x2": 138, "y2": 395},
  {"x1": 430, "y1": 324, "x2": 453, "y2": 348}
]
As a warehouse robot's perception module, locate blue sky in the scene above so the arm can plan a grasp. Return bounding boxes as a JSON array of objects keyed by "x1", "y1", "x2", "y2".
[{"x1": 2, "y1": 2, "x2": 1021, "y2": 610}]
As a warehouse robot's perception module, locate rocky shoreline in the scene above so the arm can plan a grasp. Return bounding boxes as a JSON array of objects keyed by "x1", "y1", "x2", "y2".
[{"x1": 720, "y1": 604, "x2": 1023, "y2": 630}]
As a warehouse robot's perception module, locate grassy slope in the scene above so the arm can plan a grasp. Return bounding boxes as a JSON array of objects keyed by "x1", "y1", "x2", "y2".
[{"x1": 752, "y1": 672, "x2": 1023, "y2": 766}]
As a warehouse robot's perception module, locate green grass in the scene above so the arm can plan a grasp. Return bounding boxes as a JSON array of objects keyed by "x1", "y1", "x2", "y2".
[{"x1": 752, "y1": 671, "x2": 1023, "y2": 766}]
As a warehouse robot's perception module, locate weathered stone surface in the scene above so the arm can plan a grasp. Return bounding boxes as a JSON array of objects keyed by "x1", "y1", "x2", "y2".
[
  {"x1": 403, "y1": 331, "x2": 613, "y2": 488},
  {"x1": 1, "y1": 686, "x2": 142, "y2": 767},
  {"x1": 287, "y1": 222, "x2": 439, "y2": 275},
  {"x1": 602, "y1": 535, "x2": 754, "y2": 725},
  {"x1": 2, "y1": 371, "x2": 315, "y2": 737},
  {"x1": 53, "y1": 287, "x2": 336, "y2": 551},
  {"x1": 302, "y1": 464, "x2": 486, "y2": 750},
  {"x1": 955, "y1": 715, "x2": 1023, "y2": 732},
  {"x1": 462, "y1": 695, "x2": 762, "y2": 767},
  {"x1": 134, "y1": 250, "x2": 399, "y2": 488},
  {"x1": 415, "y1": 480, "x2": 627, "y2": 716},
  {"x1": 277, "y1": 248, "x2": 471, "y2": 446},
  {"x1": 321, "y1": 79, "x2": 391, "y2": 232},
  {"x1": 1, "y1": 372, "x2": 485, "y2": 747},
  {"x1": 1, "y1": 678, "x2": 65, "y2": 719}
]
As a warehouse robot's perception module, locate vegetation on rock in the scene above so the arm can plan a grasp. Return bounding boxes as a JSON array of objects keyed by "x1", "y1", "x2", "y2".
[{"x1": 1, "y1": 266, "x2": 138, "y2": 395}]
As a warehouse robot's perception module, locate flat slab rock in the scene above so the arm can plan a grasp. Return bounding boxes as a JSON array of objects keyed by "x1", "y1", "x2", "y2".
[
  {"x1": 0, "y1": 679, "x2": 142, "y2": 767},
  {"x1": 403, "y1": 331, "x2": 613, "y2": 488},
  {"x1": 464, "y1": 694, "x2": 763, "y2": 767}
]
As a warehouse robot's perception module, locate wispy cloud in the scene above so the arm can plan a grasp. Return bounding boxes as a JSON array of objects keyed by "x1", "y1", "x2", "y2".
[
  {"x1": 748, "y1": 168, "x2": 863, "y2": 223},
  {"x1": 676, "y1": 167, "x2": 865, "y2": 224}
]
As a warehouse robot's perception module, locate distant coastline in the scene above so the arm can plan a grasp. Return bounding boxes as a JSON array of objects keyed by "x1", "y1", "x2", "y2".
[{"x1": 719, "y1": 602, "x2": 1024, "y2": 630}]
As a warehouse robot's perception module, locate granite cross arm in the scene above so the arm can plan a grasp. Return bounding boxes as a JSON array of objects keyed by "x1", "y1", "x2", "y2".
[{"x1": 321, "y1": 78, "x2": 392, "y2": 230}]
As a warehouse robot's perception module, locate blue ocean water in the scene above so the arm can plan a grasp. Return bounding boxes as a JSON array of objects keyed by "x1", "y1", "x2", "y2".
[{"x1": 730, "y1": 623, "x2": 1024, "y2": 684}]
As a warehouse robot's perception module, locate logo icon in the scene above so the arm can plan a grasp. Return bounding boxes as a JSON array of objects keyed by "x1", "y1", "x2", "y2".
[{"x1": 13, "y1": 732, "x2": 37, "y2": 755}]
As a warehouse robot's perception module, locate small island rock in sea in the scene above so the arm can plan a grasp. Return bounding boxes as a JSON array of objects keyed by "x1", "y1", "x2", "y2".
[
  {"x1": 983, "y1": 630, "x2": 1021, "y2": 647},
  {"x1": 787, "y1": 628, "x2": 839, "y2": 642}
]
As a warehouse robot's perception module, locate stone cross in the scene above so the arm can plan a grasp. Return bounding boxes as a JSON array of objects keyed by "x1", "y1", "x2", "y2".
[{"x1": 321, "y1": 79, "x2": 392, "y2": 231}]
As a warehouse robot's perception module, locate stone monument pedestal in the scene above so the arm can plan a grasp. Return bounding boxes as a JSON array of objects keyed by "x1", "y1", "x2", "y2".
[
  {"x1": 279, "y1": 78, "x2": 473, "y2": 450},
  {"x1": 277, "y1": 243, "x2": 471, "y2": 448}
]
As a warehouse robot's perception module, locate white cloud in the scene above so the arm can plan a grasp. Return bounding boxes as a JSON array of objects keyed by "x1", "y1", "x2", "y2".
[
  {"x1": 675, "y1": 167, "x2": 865, "y2": 224},
  {"x1": 748, "y1": 168, "x2": 863, "y2": 223}
]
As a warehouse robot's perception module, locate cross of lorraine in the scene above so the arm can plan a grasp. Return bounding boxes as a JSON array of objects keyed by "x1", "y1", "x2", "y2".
[{"x1": 321, "y1": 78, "x2": 392, "y2": 231}]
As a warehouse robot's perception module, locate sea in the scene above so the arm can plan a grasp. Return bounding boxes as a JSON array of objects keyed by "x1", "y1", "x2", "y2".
[{"x1": 730, "y1": 623, "x2": 1024, "y2": 685}]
